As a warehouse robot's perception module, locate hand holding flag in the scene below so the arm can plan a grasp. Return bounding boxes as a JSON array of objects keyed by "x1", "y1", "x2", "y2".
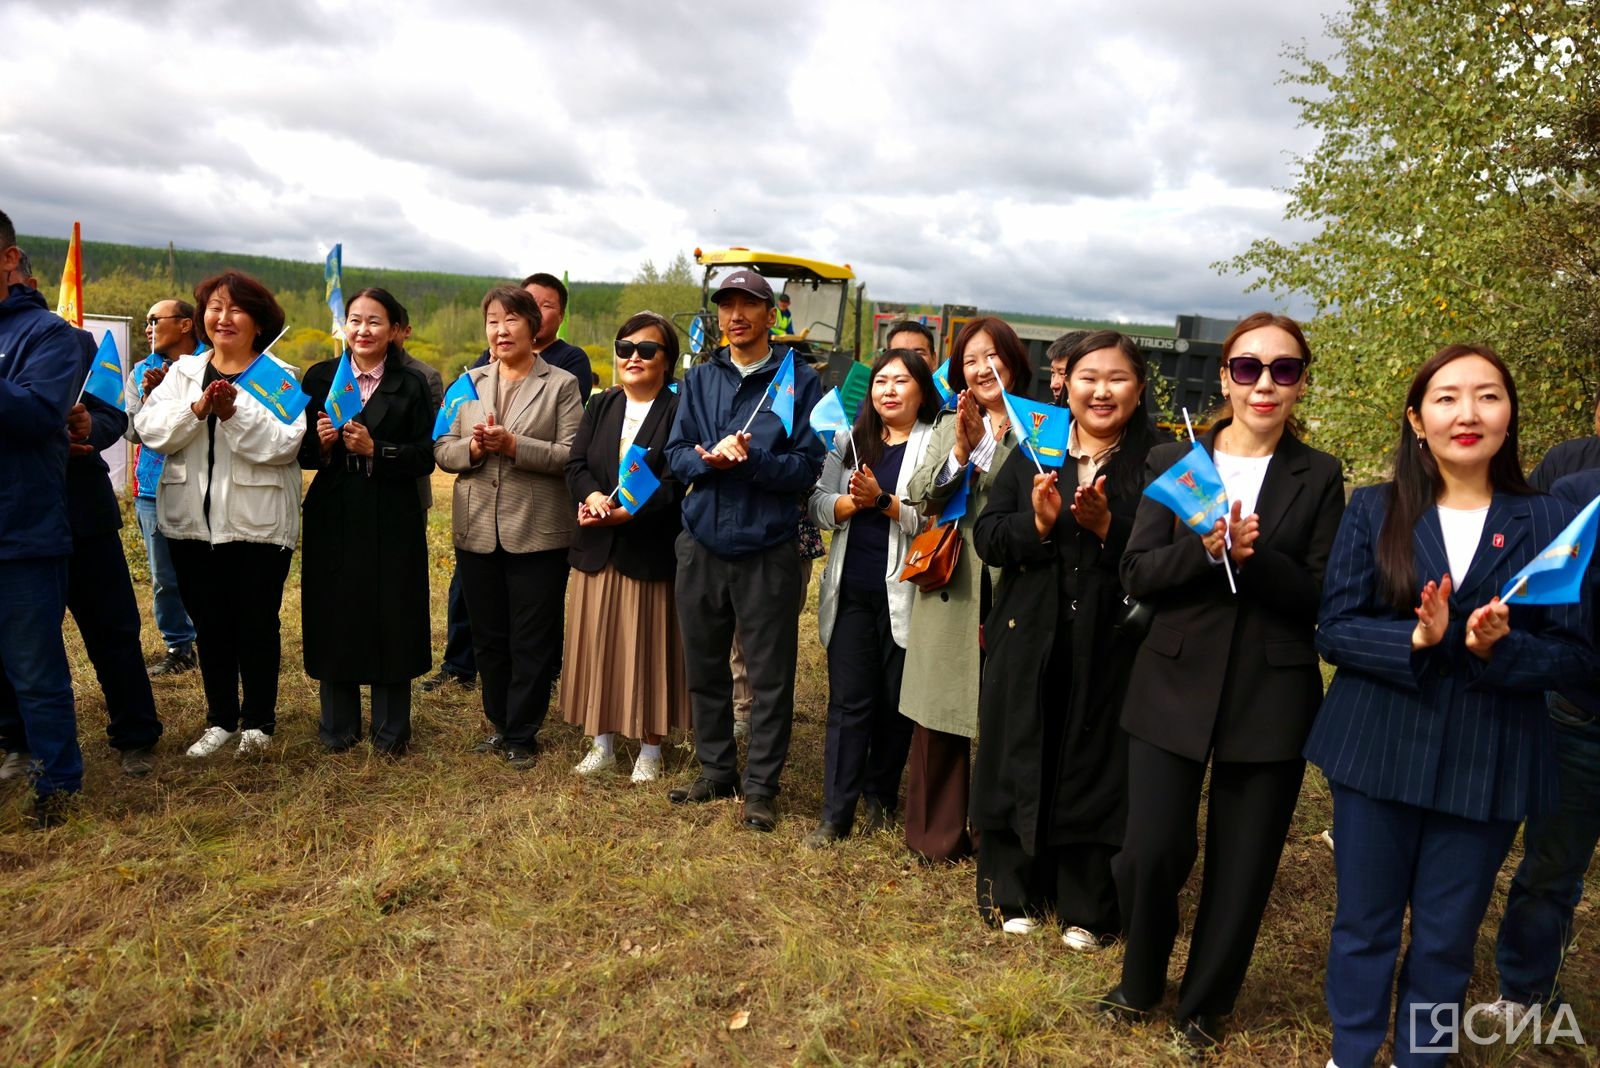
[
  {"x1": 611, "y1": 443, "x2": 662, "y2": 512},
  {"x1": 1501, "y1": 493, "x2": 1600, "y2": 604},
  {"x1": 323, "y1": 352, "x2": 363, "y2": 428}
]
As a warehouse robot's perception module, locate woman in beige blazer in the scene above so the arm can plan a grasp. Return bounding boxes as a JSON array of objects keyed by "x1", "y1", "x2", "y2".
[{"x1": 435, "y1": 285, "x2": 584, "y2": 767}]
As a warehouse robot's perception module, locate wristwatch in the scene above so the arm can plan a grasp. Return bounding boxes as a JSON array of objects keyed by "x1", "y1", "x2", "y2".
[{"x1": 875, "y1": 492, "x2": 894, "y2": 512}]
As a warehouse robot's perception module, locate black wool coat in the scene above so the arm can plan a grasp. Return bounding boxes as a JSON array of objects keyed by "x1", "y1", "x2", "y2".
[
  {"x1": 298, "y1": 354, "x2": 436, "y2": 683},
  {"x1": 970, "y1": 436, "x2": 1151, "y2": 855},
  {"x1": 564, "y1": 386, "x2": 684, "y2": 582}
]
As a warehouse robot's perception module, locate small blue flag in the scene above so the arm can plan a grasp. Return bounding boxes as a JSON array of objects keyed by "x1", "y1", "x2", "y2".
[
  {"x1": 931, "y1": 358, "x2": 957, "y2": 407},
  {"x1": 940, "y1": 463, "x2": 972, "y2": 525},
  {"x1": 82, "y1": 331, "x2": 125, "y2": 408},
  {"x1": 615, "y1": 443, "x2": 662, "y2": 512},
  {"x1": 324, "y1": 243, "x2": 345, "y2": 339},
  {"x1": 1144, "y1": 441, "x2": 1230, "y2": 534},
  {"x1": 1000, "y1": 388, "x2": 1071, "y2": 469},
  {"x1": 808, "y1": 387, "x2": 849, "y2": 437},
  {"x1": 765, "y1": 349, "x2": 796, "y2": 435},
  {"x1": 235, "y1": 354, "x2": 311, "y2": 424},
  {"x1": 1501, "y1": 494, "x2": 1600, "y2": 604},
  {"x1": 688, "y1": 315, "x2": 706, "y2": 353},
  {"x1": 433, "y1": 372, "x2": 479, "y2": 439},
  {"x1": 323, "y1": 352, "x2": 363, "y2": 429}
]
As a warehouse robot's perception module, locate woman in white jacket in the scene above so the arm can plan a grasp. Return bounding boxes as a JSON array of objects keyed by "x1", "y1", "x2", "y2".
[
  {"x1": 134, "y1": 270, "x2": 305, "y2": 758},
  {"x1": 803, "y1": 349, "x2": 939, "y2": 847}
]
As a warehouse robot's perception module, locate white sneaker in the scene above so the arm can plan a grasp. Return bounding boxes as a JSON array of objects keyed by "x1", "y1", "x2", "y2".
[
  {"x1": 235, "y1": 729, "x2": 271, "y2": 756},
  {"x1": 1062, "y1": 925, "x2": 1110, "y2": 952},
  {"x1": 1478, "y1": 998, "x2": 1531, "y2": 1031},
  {"x1": 186, "y1": 727, "x2": 238, "y2": 757},
  {"x1": 0, "y1": 750, "x2": 31, "y2": 780},
  {"x1": 631, "y1": 752, "x2": 663, "y2": 782},
  {"x1": 1001, "y1": 916, "x2": 1040, "y2": 935},
  {"x1": 573, "y1": 744, "x2": 616, "y2": 776}
]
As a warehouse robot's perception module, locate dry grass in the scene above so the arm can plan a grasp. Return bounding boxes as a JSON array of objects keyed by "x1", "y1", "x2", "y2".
[{"x1": 2, "y1": 475, "x2": 1596, "y2": 1066}]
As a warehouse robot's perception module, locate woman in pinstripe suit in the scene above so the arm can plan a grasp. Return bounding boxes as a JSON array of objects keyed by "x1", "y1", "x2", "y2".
[{"x1": 1307, "y1": 345, "x2": 1594, "y2": 1068}]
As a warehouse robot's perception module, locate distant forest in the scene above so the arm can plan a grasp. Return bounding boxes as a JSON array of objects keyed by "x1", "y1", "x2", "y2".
[{"x1": 19, "y1": 234, "x2": 1167, "y2": 384}]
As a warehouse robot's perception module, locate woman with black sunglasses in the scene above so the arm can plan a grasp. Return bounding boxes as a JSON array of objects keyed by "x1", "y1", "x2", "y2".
[
  {"x1": 559, "y1": 312, "x2": 689, "y2": 781},
  {"x1": 1099, "y1": 312, "x2": 1346, "y2": 1054}
]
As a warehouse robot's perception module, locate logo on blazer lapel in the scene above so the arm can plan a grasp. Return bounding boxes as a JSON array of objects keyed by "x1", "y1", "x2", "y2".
[{"x1": 1492, "y1": 533, "x2": 1504, "y2": 548}]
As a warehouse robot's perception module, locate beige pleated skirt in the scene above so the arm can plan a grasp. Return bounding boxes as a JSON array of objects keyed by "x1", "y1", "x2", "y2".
[{"x1": 559, "y1": 563, "x2": 691, "y2": 738}]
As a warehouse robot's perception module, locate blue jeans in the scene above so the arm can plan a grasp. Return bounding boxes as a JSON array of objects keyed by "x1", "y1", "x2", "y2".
[
  {"x1": 0, "y1": 557, "x2": 82, "y2": 797},
  {"x1": 135, "y1": 496, "x2": 195, "y2": 650},
  {"x1": 1494, "y1": 697, "x2": 1600, "y2": 1006}
]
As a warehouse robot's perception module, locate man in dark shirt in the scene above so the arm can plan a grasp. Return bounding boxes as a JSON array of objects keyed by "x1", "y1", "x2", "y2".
[{"x1": 1528, "y1": 388, "x2": 1600, "y2": 490}]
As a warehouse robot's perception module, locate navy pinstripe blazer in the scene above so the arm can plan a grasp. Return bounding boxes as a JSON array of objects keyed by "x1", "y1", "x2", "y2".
[{"x1": 1305, "y1": 485, "x2": 1595, "y2": 822}]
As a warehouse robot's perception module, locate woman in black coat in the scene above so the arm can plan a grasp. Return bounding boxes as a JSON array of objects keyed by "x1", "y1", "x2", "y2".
[
  {"x1": 560, "y1": 311, "x2": 689, "y2": 782},
  {"x1": 1100, "y1": 312, "x2": 1345, "y2": 1054},
  {"x1": 299, "y1": 287, "x2": 436, "y2": 756},
  {"x1": 971, "y1": 330, "x2": 1162, "y2": 948}
]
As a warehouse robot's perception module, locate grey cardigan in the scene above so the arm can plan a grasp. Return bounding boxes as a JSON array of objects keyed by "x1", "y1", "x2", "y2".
[{"x1": 808, "y1": 421, "x2": 933, "y2": 649}]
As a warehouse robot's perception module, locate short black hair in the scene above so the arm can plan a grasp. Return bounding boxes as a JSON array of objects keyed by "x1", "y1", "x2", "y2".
[
  {"x1": 520, "y1": 272, "x2": 568, "y2": 314},
  {"x1": 885, "y1": 319, "x2": 935, "y2": 351},
  {"x1": 0, "y1": 209, "x2": 15, "y2": 251},
  {"x1": 1046, "y1": 330, "x2": 1090, "y2": 364},
  {"x1": 16, "y1": 249, "x2": 33, "y2": 279}
]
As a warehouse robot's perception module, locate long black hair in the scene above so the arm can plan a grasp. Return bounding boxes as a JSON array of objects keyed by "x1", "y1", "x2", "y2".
[
  {"x1": 850, "y1": 348, "x2": 941, "y2": 468},
  {"x1": 1057, "y1": 329, "x2": 1164, "y2": 497},
  {"x1": 1376, "y1": 343, "x2": 1535, "y2": 612}
]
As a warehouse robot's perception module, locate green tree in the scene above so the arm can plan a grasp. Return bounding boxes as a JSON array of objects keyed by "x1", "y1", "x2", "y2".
[
  {"x1": 1225, "y1": 0, "x2": 1600, "y2": 481},
  {"x1": 617, "y1": 252, "x2": 701, "y2": 343}
]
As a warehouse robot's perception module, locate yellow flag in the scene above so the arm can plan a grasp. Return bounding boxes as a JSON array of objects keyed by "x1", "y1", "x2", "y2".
[{"x1": 57, "y1": 221, "x2": 83, "y2": 327}]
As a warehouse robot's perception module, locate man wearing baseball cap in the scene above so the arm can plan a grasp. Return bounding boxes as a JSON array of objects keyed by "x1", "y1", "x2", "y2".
[{"x1": 664, "y1": 269, "x2": 825, "y2": 832}]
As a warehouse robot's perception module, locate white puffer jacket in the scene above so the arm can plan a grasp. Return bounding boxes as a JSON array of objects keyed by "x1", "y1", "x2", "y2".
[{"x1": 133, "y1": 351, "x2": 305, "y2": 548}]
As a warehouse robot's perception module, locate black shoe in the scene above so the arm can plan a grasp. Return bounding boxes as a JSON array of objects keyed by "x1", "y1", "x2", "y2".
[
  {"x1": 469, "y1": 734, "x2": 506, "y2": 755},
  {"x1": 27, "y1": 791, "x2": 77, "y2": 830},
  {"x1": 1095, "y1": 988, "x2": 1149, "y2": 1024},
  {"x1": 859, "y1": 796, "x2": 894, "y2": 836},
  {"x1": 742, "y1": 795, "x2": 778, "y2": 832},
  {"x1": 804, "y1": 821, "x2": 847, "y2": 848},
  {"x1": 323, "y1": 739, "x2": 358, "y2": 754},
  {"x1": 148, "y1": 646, "x2": 196, "y2": 678},
  {"x1": 1176, "y1": 1014, "x2": 1223, "y2": 1054},
  {"x1": 504, "y1": 744, "x2": 540, "y2": 770},
  {"x1": 668, "y1": 777, "x2": 742, "y2": 805},
  {"x1": 420, "y1": 669, "x2": 475, "y2": 693},
  {"x1": 119, "y1": 745, "x2": 156, "y2": 777}
]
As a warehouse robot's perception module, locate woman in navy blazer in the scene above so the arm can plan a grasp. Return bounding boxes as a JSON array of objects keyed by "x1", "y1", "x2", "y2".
[
  {"x1": 1102, "y1": 313, "x2": 1345, "y2": 1053},
  {"x1": 1307, "y1": 344, "x2": 1593, "y2": 1068}
]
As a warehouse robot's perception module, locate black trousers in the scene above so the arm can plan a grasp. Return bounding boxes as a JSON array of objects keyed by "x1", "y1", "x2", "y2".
[
  {"x1": 0, "y1": 530, "x2": 161, "y2": 753},
  {"x1": 456, "y1": 546, "x2": 567, "y2": 749},
  {"x1": 978, "y1": 832, "x2": 1120, "y2": 934},
  {"x1": 675, "y1": 534, "x2": 801, "y2": 799},
  {"x1": 1114, "y1": 736, "x2": 1306, "y2": 1019},
  {"x1": 822, "y1": 582, "x2": 914, "y2": 829},
  {"x1": 319, "y1": 680, "x2": 412, "y2": 753},
  {"x1": 167, "y1": 539, "x2": 293, "y2": 734}
]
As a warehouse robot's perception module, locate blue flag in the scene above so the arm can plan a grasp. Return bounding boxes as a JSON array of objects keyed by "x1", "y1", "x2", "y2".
[
  {"x1": 688, "y1": 315, "x2": 706, "y2": 353},
  {"x1": 1000, "y1": 388, "x2": 1071, "y2": 469},
  {"x1": 808, "y1": 387, "x2": 849, "y2": 436},
  {"x1": 931, "y1": 358, "x2": 957, "y2": 407},
  {"x1": 433, "y1": 372, "x2": 479, "y2": 439},
  {"x1": 323, "y1": 352, "x2": 363, "y2": 428},
  {"x1": 324, "y1": 243, "x2": 345, "y2": 339},
  {"x1": 940, "y1": 462, "x2": 972, "y2": 525},
  {"x1": 82, "y1": 331, "x2": 125, "y2": 408},
  {"x1": 235, "y1": 354, "x2": 311, "y2": 424},
  {"x1": 764, "y1": 349, "x2": 797, "y2": 435},
  {"x1": 615, "y1": 443, "x2": 662, "y2": 512},
  {"x1": 1501, "y1": 493, "x2": 1600, "y2": 604},
  {"x1": 1144, "y1": 441, "x2": 1230, "y2": 534}
]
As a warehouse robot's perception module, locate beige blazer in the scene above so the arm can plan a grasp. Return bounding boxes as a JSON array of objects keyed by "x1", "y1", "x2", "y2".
[{"x1": 434, "y1": 358, "x2": 583, "y2": 554}]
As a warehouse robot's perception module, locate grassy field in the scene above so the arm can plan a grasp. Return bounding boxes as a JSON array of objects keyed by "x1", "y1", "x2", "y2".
[{"x1": 3, "y1": 473, "x2": 1597, "y2": 1066}]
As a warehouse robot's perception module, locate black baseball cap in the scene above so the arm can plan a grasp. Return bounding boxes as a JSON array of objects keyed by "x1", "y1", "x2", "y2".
[{"x1": 711, "y1": 270, "x2": 774, "y2": 306}]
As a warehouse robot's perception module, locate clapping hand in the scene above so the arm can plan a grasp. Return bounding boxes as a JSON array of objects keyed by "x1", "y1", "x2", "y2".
[
  {"x1": 696, "y1": 432, "x2": 751, "y2": 470},
  {"x1": 1465, "y1": 596, "x2": 1511, "y2": 660},
  {"x1": 1032, "y1": 471, "x2": 1062, "y2": 540},
  {"x1": 1412, "y1": 573, "x2": 1453, "y2": 650},
  {"x1": 1069, "y1": 475, "x2": 1110, "y2": 541}
]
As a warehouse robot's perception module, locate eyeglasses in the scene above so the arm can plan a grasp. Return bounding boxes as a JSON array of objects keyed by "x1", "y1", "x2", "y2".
[
  {"x1": 1226, "y1": 355, "x2": 1308, "y2": 387},
  {"x1": 145, "y1": 315, "x2": 186, "y2": 326},
  {"x1": 615, "y1": 340, "x2": 665, "y2": 360}
]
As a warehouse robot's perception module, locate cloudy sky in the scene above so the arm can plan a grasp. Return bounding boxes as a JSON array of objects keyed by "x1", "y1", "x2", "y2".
[{"x1": 1, "y1": 0, "x2": 1340, "y2": 323}]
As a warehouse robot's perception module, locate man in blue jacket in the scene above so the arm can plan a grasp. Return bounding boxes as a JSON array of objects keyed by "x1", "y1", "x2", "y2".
[
  {"x1": 0, "y1": 210, "x2": 83, "y2": 828},
  {"x1": 665, "y1": 269, "x2": 825, "y2": 832}
]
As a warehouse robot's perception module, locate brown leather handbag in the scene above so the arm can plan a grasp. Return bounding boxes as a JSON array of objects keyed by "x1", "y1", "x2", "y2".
[{"x1": 899, "y1": 519, "x2": 962, "y2": 591}]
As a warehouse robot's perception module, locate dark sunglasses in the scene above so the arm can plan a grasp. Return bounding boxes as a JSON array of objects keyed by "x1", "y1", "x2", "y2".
[
  {"x1": 615, "y1": 340, "x2": 665, "y2": 361},
  {"x1": 1226, "y1": 355, "x2": 1307, "y2": 387}
]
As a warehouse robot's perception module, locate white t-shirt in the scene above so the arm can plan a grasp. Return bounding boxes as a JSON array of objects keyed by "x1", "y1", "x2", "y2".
[
  {"x1": 1437, "y1": 504, "x2": 1489, "y2": 585},
  {"x1": 1214, "y1": 450, "x2": 1273, "y2": 519},
  {"x1": 620, "y1": 397, "x2": 651, "y2": 454}
]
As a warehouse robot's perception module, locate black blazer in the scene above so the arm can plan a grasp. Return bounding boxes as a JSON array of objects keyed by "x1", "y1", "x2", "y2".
[
  {"x1": 564, "y1": 386, "x2": 683, "y2": 581},
  {"x1": 1119, "y1": 423, "x2": 1346, "y2": 763}
]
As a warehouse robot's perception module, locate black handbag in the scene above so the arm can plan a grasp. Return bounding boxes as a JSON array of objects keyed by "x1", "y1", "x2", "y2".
[{"x1": 1112, "y1": 594, "x2": 1154, "y2": 640}]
